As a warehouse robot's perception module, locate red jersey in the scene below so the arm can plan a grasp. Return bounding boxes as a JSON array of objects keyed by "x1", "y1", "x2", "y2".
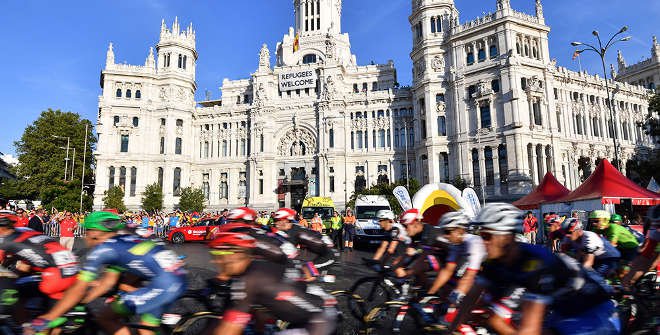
[
  {"x1": 15, "y1": 216, "x2": 29, "y2": 228},
  {"x1": 59, "y1": 218, "x2": 78, "y2": 237}
]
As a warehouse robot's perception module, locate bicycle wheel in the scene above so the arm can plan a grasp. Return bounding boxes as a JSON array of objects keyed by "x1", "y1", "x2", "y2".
[
  {"x1": 331, "y1": 291, "x2": 365, "y2": 335},
  {"x1": 363, "y1": 301, "x2": 407, "y2": 335},
  {"x1": 350, "y1": 277, "x2": 394, "y2": 313}
]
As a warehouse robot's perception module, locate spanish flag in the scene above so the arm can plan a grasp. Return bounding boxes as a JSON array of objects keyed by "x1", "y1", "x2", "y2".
[
  {"x1": 293, "y1": 33, "x2": 300, "y2": 52},
  {"x1": 572, "y1": 49, "x2": 580, "y2": 61}
]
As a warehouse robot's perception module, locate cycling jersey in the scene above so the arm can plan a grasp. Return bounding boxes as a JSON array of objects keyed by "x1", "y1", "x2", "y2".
[
  {"x1": 222, "y1": 260, "x2": 336, "y2": 333},
  {"x1": 479, "y1": 243, "x2": 612, "y2": 317},
  {"x1": 447, "y1": 234, "x2": 486, "y2": 276},
  {"x1": 640, "y1": 229, "x2": 659, "y2": 259},
  {"x1": 219, "y1": 224, "x2": 299, "y2": 264},
  {"x1": 0, "y1": 228, "x2": 78, "y2": 299},
  {"x1": 561, "y1": 231, "x2": 621, "y2": 261},
  {"x1": 388, "y1": 223, "x2": 411, "y2": 244},
  {"x1": 276, "y1": 225, "x2": 336, "y2": 275},
  {"x1": 80, "y1": 235, "x2": 186, "y2": 321},
  {"x1": 600, "y1": 223, "x2": 639, "y2": 250}
]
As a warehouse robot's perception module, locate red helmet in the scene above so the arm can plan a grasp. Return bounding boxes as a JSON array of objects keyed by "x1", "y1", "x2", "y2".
[
  {"x1": 208, "y1": 232, "x2": 256, "y2": 252},
  {"x1": 544, "y1": 214, "x2": 561, "y2": 225},
  {"x1": 0, "y1": 210, "x2": 18, "y2": 227},
  {"x1": 273, "y1": 208, "x2": 297, "y2": 221},
  {"x1": 400, "y1": 208, "x2": 423, "y2": 226},
  {"x1": 563, "y1": 218, "x2": 583, "y2": 233},
  {"x1": 227, "y1": 207, "x2": 258, "y2": 223}
]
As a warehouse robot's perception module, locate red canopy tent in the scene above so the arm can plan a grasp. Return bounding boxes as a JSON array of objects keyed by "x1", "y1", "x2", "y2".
[
  {"x1": 513, "y1": 172, "x2": 570, "y2": 210},
  {"x1": 552, "y1": 159, "x2": 660, "y2": 206}
]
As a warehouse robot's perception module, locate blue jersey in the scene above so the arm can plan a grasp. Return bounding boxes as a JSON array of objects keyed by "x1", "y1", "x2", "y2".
[
  {"x1": 479, "y1": 242, "x2": 612, "y2": 316},
  {"x1": 80, "y1": 234, "x2": 185, "y2": 282}
]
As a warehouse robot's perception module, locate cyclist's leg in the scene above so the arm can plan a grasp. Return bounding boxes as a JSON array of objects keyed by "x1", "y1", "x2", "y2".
[{"x1": 305, "y1": 307, "x2": 337, "y2": 335}]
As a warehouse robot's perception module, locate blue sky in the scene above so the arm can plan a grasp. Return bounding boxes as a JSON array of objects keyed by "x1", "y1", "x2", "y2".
[{"x1": 1, "y1": 0, "x2": 658, "y2": 157}]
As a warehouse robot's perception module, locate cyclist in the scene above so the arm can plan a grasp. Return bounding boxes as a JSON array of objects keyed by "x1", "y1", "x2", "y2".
[
  {"x1": 471, "y1": 203, "x2": 620, "y2": 335},
  {"x1": 35, "y1": 211, "x2": 186, "y2": 335},
  {"x1": 427, "y1": 211, "x2": 486, "y2": 305},
  {"x1": 622, "y1": 205, "x2": 660, "y2": 288},
  {"x1": 0, "y1": 210, "x2": 79, "y2": 328},
  {"x1": 209, "y1": 232, "x2": 336, "y2": 335},
  {"x1": 559, "y1": 218, "x2": 621, "y2": 278},
  {"x1": 372, "y1": 209, "x2": 409, "y2": 265},
  {"x1": 591, "y1": 210, "x2": 639, "y2": 262},
  {"x1": 273, "y1": 208, "x2": 337, "y2": 281}
]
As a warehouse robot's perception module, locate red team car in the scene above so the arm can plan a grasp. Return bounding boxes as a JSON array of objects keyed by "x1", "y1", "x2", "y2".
[{"x1": 167, "y1": 217, "x2": 222, "y2": 244}]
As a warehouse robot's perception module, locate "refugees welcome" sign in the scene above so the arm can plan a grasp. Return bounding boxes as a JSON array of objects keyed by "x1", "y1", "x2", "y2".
[{"x1": 279, "y1": 70, "x2": 317, "y2": 91}]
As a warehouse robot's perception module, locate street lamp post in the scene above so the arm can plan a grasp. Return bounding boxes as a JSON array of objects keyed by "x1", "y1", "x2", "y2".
[
  {"x1": 403, "y1": 118, "x2": 411, "y2": 190},
  {"x1": 571, "y1": 26, "x2": 631, "y2": 170},
  {"x1": 52, "y1": 135, "x2": 71, "y2": 180},
  {"x1": 70, "y1": 147, "x2": 76, "y2": 181}
]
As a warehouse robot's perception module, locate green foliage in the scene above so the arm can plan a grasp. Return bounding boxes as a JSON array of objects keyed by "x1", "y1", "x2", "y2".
[
  {"x1": 178, "y1": 187, "x2": 206, "y2": 213},
  {"x1": 142, "y1": 183, "x2": 164, "y2": 213},
  {"x1": 11, "y1": 109, "x2": 96, "y2": 209},
  {"x1": 627, "y1": 92, "x2": 660, "y2": 186},
  {"x1": 347, "y1": 179, "x2": 421, "y2": 214},
  {"x1": 641, "y1": 92, "x2": 659, "y2": 144},
  {"x1": 103, "y1": 186, "x2": 126, "y2": 213},
  {"x1": 449, "y1": 177, "x2": 469, "y2": 191}
]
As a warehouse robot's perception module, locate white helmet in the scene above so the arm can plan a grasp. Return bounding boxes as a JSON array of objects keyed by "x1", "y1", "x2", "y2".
[
  {"x1": 376, "y1": 210, "x2": 395, "y2": 221},
  {"x1": 474, "y1": 203, "x2": 522, "y2": 234},
  {"x1": 437, "y1": 211, "x2": 469, "y2": 229}
]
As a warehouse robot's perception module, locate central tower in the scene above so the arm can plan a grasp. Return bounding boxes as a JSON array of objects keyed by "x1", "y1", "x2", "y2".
[{"x1": 294, "y1": 0, "x2": 342, "y2": 36}]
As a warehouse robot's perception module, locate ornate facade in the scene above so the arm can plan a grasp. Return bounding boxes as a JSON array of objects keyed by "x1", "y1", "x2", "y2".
[{"x1": 93, "y1": 0, "x2": 654, "y2": 211}]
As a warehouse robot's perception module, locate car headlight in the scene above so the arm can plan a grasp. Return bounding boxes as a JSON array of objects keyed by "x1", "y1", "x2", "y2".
[{"x1": 355, "y1": 226, "x2": 365, "y2": 235}]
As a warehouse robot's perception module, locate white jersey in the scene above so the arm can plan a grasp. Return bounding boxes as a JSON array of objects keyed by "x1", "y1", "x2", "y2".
[
  {"x1": 562, "y1": 230, "x2": 620, "y2": 260},
  {"x1": 390, "y1": 222, "x2": 411, "y2": 244},
  {"x1": 448, "y1": 234, "x2": 486, "y2": 276}
]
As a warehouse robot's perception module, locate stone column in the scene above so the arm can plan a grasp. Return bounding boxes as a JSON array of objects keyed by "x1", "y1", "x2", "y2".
[
  {"x1": 531, "y1": 150, "x2": 539, "y2": 186},
  {"x1": 493, "y1": 149, "x2": 501, "y2": 196}
]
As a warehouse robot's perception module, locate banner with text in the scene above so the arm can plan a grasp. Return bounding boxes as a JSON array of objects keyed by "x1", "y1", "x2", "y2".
[{"x1": 279, "y1": 70, "x2": 318, "y2": 91}]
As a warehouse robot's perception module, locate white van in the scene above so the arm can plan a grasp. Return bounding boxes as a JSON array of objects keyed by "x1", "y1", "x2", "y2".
[{"x1": 353, "y1": 195, "x2": 392, "y2": 245}]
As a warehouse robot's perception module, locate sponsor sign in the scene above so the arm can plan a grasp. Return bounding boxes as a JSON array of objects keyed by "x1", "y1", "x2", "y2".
[
  {"x1": 462, "y1": 188, "x2": 481, "y2": 218},
  {"x1": 392, "y1": 186, "x2": 413, "y2": 211},
  {"x1": 279, "y1": 70, "x2": 318, "y2": 91}
]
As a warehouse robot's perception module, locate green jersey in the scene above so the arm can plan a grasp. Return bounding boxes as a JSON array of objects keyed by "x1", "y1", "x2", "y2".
[{"x1": 602, "y1": 224, "x2": 639, "y2": 250}]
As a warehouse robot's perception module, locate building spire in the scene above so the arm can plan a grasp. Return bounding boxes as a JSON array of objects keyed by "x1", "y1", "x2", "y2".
[
  {"x1": 106, "y1": 42, "x2": 115, "y2": 68},
  {"x1": 610, "y1": 63, "x2": 617, "y2": 79},
  {"x1": 496, "y1": 0, "x2": 510, "y2": 10},
  {"x1": 145, "y1": 47, "x2": 155, "y2": 68},
  {"x1": 535, "y1": 0, "x2": 544, "y2": 21},
  {"x1": 173, "y1": 16, "x2": 180, "y2": 34},
  {"x1": 652, "y1": 35, "x2": 659, "y2": 59},
  {"x1": 617, "y1": 49, "x2": 626, "y2": 70}
]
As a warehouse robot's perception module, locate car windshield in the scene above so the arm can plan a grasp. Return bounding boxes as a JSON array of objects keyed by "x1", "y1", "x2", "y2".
[
  {"x1": 355, "y1": 206, "x2": 391, "y2": 220},
  {"x1": 301, "y1": 207, "x2": 334, "y2": 220}
]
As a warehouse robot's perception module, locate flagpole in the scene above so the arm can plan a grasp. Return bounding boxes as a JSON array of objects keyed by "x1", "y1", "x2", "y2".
[{"x1": 577, "y1": 53, "x2": 583, "y2": 72}]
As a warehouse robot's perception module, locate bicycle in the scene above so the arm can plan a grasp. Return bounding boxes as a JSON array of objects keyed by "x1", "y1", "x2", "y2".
[{"x1": 347, "y1": 259, "x2": 408, "y2": 318}]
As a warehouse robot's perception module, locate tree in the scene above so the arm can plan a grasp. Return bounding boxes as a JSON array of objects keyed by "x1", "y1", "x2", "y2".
[
  {"x1": 12, "y1": 109, "x2": 96, "y2": 210},
  {"x1": 142, "y1": 183, "x2": 164, "y2": 213},
  {"x1": 627, "y1": 92, "x2": 660, "y2": 186},
  {"x1": 178, "y1": 187, "x2": 206, "y2": 213},
  {"x1": 103, "y1": 186, "x2": 126, "y2": 213},
  {"x1": 347, "y1": 179, "x2": 421, "y2": 214},
  {"x1": 449, "y1": 177, "x2": 469, "y2": 191}
]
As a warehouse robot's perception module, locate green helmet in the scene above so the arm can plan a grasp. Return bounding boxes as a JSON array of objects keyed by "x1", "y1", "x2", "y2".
[
  {"x1": 610, "y1": 214, "x2": 623, "y2": 223},
  {"x1": 84, "y1": 211, "x2": 124, "y2": 232},
  {"x1": 589, "y1": 210, "x2": 611, "y2": 220}
]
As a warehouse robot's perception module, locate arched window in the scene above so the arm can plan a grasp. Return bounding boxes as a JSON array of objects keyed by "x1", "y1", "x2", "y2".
[
  {"x1": 431, "y1": 17, "x2": 437, "y2": 33},
  {"x1": 176, "y1": 119, "x2": 183, "y2": 127},
  {"x1": 173, "y1": 168, "x2": 181, "y2": 196},
  {"x1": 182, "y1": 55, "x2": 187, "y2": 70},
  {"x1": 177, "y1": 54, "x2": 183, "y2": 68},
  {"x1": 157, "y1": 167, "x2": 163, "y2": 189},
  {"x1": 329, "y1": 129, "x2": 334, "y2": 148},
  {"x1": 119, "y1": 166, "x2": 126, "y2": 190},
  {"x1": 116, "y1": 89, "x2": 122, "y2": 98},
  {"x1": 516, "y1": 42, "x2": 521, "y2": 54},
  {"x1": 378, "y1": 129, "x2": 386, "y2": 147},
  {"x1": 592, "y1": 118, "x2": 599, "y2": 137},
  {"x1": 472, "y1": 149, "x2": 481, "y2": 187},
  {"x1": 466, "y1": 52, "x2": 475, "y2": 65},
  {"x1": 622, "y1": 122, "x2": 629, "y2": 140},
  {"x1": 532, "y1": 101, "x2": 542, "y2": 126},
  {"x1": 478, "y1": 48, "x2": 486, "y2": 62},
  {"x1": 480, "y1": 103, "x2": 491, "y2": 128},
  {"x1": 437, "y1": 116, "x2": 446, "y2": 136},
  {"x1": 126, "y1": 89, "x2": 132, "y2": 98},
  {"x1": 489, "y1": 45, "x2": 498, "y2": 58},
  {"x1": 175, "y1": 137, "x2": 182, "y2": 155},
  {"x1": 130, "y1": 167, "x2": 137, "y2": 197},
  {"x1": 204, "y1": 141, "x2": 209, "y2": 158},
  {"x1": 135, "y1": 90, "x2": 141, "y2": 99},
  {"x1": 350, "y1": 131, "x2": 355, "y2": 149},
  {"x1": 120, "y1": 135, "x2": 129, "y2": 152},
  {"x1": 484, "y1": 147, "x2": 494, "y2": 189},
  {"x1": 356, "y1": 130, "x2": 363, "y2": 149},
  {"x1": 524, "y1": 45, "x2": 529, "y2": 57},
  {"x1": 302, "y1": 54, "x2": 317, "y2": 64},
  {"x1": 132, "y1": 117, "x2": 139, "y2": 127},
  {"x1": 108, "y1": 166, "x2": 115, "y2": 188},
  {"x1": 260, "y1": 134, "x2": 265, "y2": 152}
]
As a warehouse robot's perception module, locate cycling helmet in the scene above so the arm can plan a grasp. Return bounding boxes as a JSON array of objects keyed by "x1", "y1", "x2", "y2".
[
  {"x1": 399, "y1": 208, "x2": 423, "y2": 226},
  {"x1": 84, "y1": 211, "x2": 124, "y2": 232},
  {"x1": 437, "y1": 211, "x2": 469, "y2": 229},
  {"x1": 648, "y1": 205, "x2": 660, "y2": 228},
  {"x1": 376, "y1": 210, "x2": 395, "y2": 221},
  {"x1": 563, "y1": 218, "x2": 583, "y2": 233},
  {"x1": 208, "y1": 232, "x2": 256, "y2": 254},
  {"x1": 544, "y1": 214, "x2": 561, "y2": 225},
  {"x1": 216, "y1": 222, "x2": 254, "y2": 233},
  {"x1": 227, "y1": 207, "x2": 258, "y2": 223},
  {"x1": 474, "y1": 203, "x2": 522, "y2": 234},
  {"x1": 273, "y1": 208, "x2": 297, "y2": 221},
  {"x1": 589, "y1": 210, "x2": 611, "y2": 220},
  {"x1": 610, "y1": 214, "x2": 623, "y2": 223},
  {"x1": 0, "y1": 210, "x2": 18, "y2": 227}
]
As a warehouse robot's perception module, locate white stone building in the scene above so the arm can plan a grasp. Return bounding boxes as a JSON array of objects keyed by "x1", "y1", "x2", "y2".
[
  {"x1": 93, "y1": 0, "x2": 654, "y2": 211},
  {"x1": 615, "y1": 36, "x2": 660, "y2": 91}
]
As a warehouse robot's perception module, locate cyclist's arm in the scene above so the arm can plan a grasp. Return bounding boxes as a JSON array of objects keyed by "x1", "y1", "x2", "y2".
[
  {"x1": 373, "y1": 241, "x2": 388, "y2": 261},
  {"x1": 428, "y1": 262, "x2": 456, "y2": 295},
  {"x1": 386, "y1": 240, "x2": 400, "y2": 255},
  {"x1": 40, "y1": 279, "x2": 89, "y2": 321},
  {"x1": 456, "y1": 269, "x2": 478, "y2": 296},
  {"x1": 82, "y1": 269, "x2": 121, "y2": 303},
  {"x1": 517, "y1": 300, "x2": 546, "y2": 335},
  {"x1": 623, "y1": 252, "x2": 659, "y2": 287},
  {"x1": 582, "y1": 253, "x2": 595, "y2": 268}
]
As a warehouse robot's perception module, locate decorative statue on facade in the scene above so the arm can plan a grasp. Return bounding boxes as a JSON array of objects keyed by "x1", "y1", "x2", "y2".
[
  {"x1": 258, "y1": 44, "x2": 270, "y2": 71},
  {"x1": 254, "y1": 83, "x2": 266, "y2": 107},
  {"x1": 322, "y1": 75, "x2": 336, "y2": 101},
  {"x1": 431, "y1": 55, "x2": 444, "y2": 72},
  {"x1": 325, "y1": 36, "x2": 336, "y2": 59}
]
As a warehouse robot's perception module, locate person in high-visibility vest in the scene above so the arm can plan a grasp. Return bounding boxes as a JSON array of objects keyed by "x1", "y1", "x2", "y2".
[
  {"x1": 343, "y1": 209, "x2": 356, "y2": 251},
  {"x1": 330, "y1": 211, "x2": 343, "y2": 251},
  {"x1": 310, "y1": 213, "x2": 323, "y2": 233}
]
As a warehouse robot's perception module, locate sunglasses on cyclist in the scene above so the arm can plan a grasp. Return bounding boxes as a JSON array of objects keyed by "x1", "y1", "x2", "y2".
[{"x1": 442, "y1": 228, "x2": 455, "y2": 235}]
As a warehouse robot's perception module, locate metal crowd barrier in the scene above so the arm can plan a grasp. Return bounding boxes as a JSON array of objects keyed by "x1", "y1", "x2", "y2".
[{"x1": 42, "y1": 223, "x2": 87, "y2": 238}]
